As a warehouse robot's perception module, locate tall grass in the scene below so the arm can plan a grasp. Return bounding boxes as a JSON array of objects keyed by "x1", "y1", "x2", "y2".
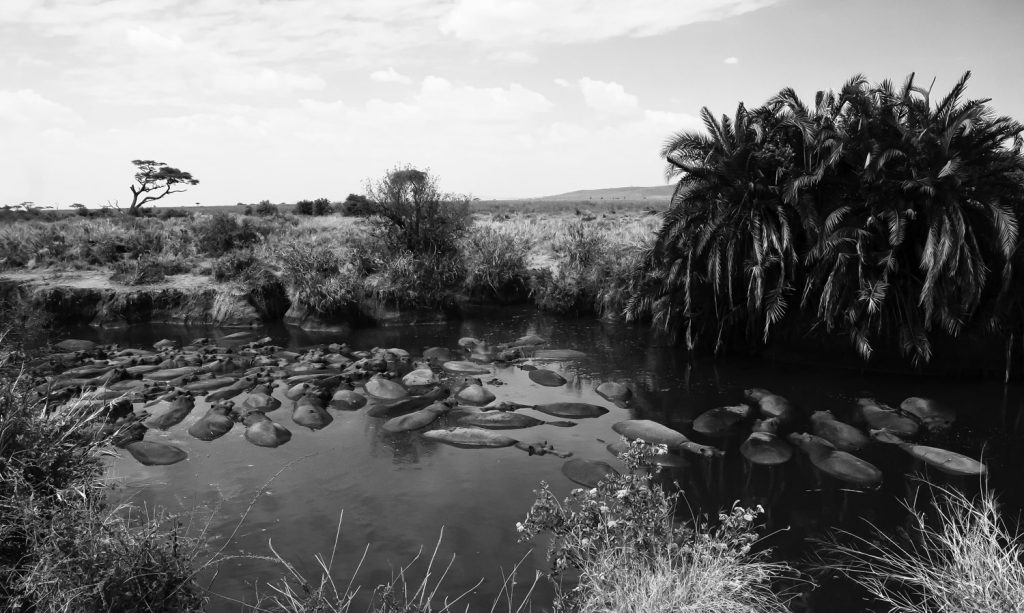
[{"x1": 825, "y1": 483, "x2": 1024, "y2": 613}]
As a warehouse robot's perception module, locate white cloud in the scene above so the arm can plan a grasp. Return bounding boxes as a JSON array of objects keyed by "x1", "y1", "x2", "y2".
[
  {"x1": 0, "y1": 89, "x2": 83, "y2": 127},
  {"x1": 371, "y1": 67, "x2": 413, "y2": 84},
  {"x1": 553, "y1": 78, "x2": 570, "y2": 88},
  {"x1": 440, "y1": 0, "x2": 780, "y2": 44},
  {"x1": 579, "y1": 77, "x2": 638, "y2": 114},
  {"x1": 486, "y1": 49, "x2": 537, "y2": 63},
  {"x1": 724, "y1": 56, "x2": 739, "y2": 64}
]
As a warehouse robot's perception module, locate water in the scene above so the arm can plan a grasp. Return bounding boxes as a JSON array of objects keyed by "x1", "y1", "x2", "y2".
[{"x1": 60, "y1": 307, "x2": 1024, "y2": 611}]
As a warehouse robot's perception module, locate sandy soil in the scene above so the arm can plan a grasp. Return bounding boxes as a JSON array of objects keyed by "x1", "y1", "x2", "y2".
[{"x1": 0, "y1": 269, "x2": 217, "y2": 292}]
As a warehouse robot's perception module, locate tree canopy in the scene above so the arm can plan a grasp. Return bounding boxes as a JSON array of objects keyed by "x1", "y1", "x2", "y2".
[
  {"x1": 127, "y1": 160, "x2": 198, "y2": 215},
  {"x1": 629, "y1": 72, "x2": 1024, "y2": 365}
]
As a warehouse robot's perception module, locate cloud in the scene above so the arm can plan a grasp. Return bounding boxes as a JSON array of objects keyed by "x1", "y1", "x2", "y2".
[
  {"x1": 578, "y1": 77, "x2": 638, "y2": 114},
  {"x1": 553, "y1": 78, "x2": 570, "y2": 88},
  {"x1": 371, "y1": 67, "x2": 413, "y2": 84},
  {"x1": 724, "y1": 56, "x2": 739, "y2": 64},
  {"x1": 440, "y1": 0, "x2": 780, "y2": 44},
  {"x1": 0, "y1": 89, "x2": 83, "y2": 127}
]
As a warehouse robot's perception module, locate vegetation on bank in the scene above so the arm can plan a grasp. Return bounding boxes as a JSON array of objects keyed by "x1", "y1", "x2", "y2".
[{"x1": 630, "y1": 72, "x2": 1024, "y2": 365}]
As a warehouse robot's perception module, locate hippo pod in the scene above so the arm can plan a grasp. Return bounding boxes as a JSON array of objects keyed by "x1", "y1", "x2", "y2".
[
  {"x1": 528, "y1": 369, "x2": 567, "y2": 387},
  {"x1": 611, "y1": 419, "x2": 724, "y2": 457},
  {"x1": 292, "y1": 395, "x2": 333, "y2": 430},
  {"x1": 382, "y1": 402, "x2": 452, "y2": 433},
  {"x1": 870, "y1": 428, "x2": 986, "y2": 476},
  {"x1": 455, "y1": 408, "x2": 575, "y2": 430},
  {"x1": 857, "y1": 398, "x2": 920, "y2": 438},
  {"x1": 242, "y1": 411, "x2": 292, "y2": 448},
  {"x1": 421, "y1": 427, "x2": 572, "y2": 457},
  {"x1": 145, "y1": 394, "x2": 196, "y2": 430},
  {"x1": 788, "y1": 432, "x2": 882, "y2": 487},
  {"x1": 810, "y1": 411, "x2": 870, "y2": 452},
  {"x1": 188, "y1": 403, "x2": 235, "y2": 441},
  {"x1": 561, "y1": 458, "x2": 619, "y2": 487}
]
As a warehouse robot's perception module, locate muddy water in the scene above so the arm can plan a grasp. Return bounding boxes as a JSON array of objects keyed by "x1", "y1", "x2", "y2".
[{"x1": 63, "y1": 307, "x2": 1024, "y2": 612}]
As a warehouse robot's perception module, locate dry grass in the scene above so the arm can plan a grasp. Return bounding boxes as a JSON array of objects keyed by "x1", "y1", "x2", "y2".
[{"x1": 825, "y1": 483, "x2": 1024, "y2": 613}]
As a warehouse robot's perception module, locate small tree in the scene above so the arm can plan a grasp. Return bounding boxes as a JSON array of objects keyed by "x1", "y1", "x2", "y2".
[
  {"x1": 364, "y1": 165, "x2": 470, "y2": 257},
  {"x1": 295, "y1": 199, "x2": 314, "y2": 215},
  {"x1": 340, "y1": 193, "x2": 371, "y2": 216},
  {"x1": 127, "y1": 160, "x2": 198, "y2": 216},
  {"x1": 312, "y1": 197, "x2": 332, "y2": 216}
]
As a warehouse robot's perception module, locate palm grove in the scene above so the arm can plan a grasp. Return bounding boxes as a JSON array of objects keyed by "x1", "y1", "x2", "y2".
[{"x1": 629, "y1": 72, "x2": 1024, "y2": 367}]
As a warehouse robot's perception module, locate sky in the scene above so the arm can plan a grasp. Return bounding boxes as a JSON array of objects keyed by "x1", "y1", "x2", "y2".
[{"x1": 2, "y1": 0, "x2": 1023, "y2": 207}]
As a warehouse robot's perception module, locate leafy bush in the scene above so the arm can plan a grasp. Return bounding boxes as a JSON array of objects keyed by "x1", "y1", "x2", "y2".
[
  {"x1": 518, "y1": 440, "x2": 792, "y2": 612},
  {"x1": 295, "y1": 199, "x2": 314, "y2": 215},
  {"x1": 255, "y1": 200, "x2": 279, "y2": 217},
  {"x1": 312, "y1": 197, "x2": 332, "y2": 216},
  {"x1": 193, "y1": 212, "x2": 265, "y2": 257},
  {"x1": 269, "y1": 240, "x2": 362, "y2": 316},
  {"x1": 340, "y1": 193, "x2": 372, "y2": 216},
  {"x1": 110, "y1": 256, "x2": 167, "y2": 285}
]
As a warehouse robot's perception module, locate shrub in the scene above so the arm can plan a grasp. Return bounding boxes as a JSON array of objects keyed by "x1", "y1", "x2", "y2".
[
  {"x1": 340, "y1": 193, "x2": 372, "y2": 217},
  {"x1": 193, "y1": 212, "x2": 264, "y2": 257},
  {"x1": 269, "y1": 240, "x2": 362, "y2": 316},
  {"x1": 295, "y1": 199, "x2": 314, "y2": 215},
  {"x1": 312, "y1": 197, "x2": 332, "y2": 216},
  {"x1": 518, "y1": 440, "x2": 792, "y2": 612},
  {"x1": 110, "y1": 256, "x2": 167, "y2": 285},
  {"x1": 255, "y1": 200, "x2": 278, "y2": 217}
]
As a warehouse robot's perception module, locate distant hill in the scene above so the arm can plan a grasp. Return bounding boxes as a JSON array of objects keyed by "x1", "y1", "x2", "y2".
[{"x1": 534, "y1": 185, "x2": 675, "y2": 202}]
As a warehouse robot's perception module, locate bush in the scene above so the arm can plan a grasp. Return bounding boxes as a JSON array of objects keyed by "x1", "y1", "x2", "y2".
[
  {"x1": 312, "y1": 197, "x2": 332, "y2": 216},
  {"x1": 269, "y1": 240, "x2": 362, "y2": 316},
  {"x1": 255, "y1": 200, "x2": 278, "y2": 217},
  {"x1": 461, "y1": 226, "x2": 533, "y2": 301},
  {"x1": 110, "y1": 256, "x2": 167, "y2": 285},
  {"x1": 193, "y1": 213, "x2": 264, "y2": 257},
  {"x1": 518, "y1": 440, "x2": 792, "y2": 612},
  {"x1": 295, "y1": 199, "x2": 314, "y2": 215},
  {"x1": 340, "y1": 193, "x2": 372, "y2": 216}
]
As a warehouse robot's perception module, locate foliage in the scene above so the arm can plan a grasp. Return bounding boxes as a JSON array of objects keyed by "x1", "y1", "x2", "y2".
[
  {"x1": 633, "y1": 72, "x2": 1024, "y2": 364},
  {"x1": 460, "y1": 226, "x2": 533, "y2": 300},
  {"x1": 127, "y1": 159, "x2": 199, "y2": 215},
  {"x1": 110, "y1": 255, "x2": 168, "y2": 285},
  {"x1": 194, "y1": 213, "x2": 267, "y2": 257},
  {"x1": 517, "y1": 440, "x2": 792, "y2": 612},
  {"x1": 825, "y1": 483, "x2": 1024, "y2": 613},
  {"x1": 267, "y1": 240, "x2": 362, "y2": 316},
  {"x1": 340, "y1": 193, "x2": 372, "y2": 217},
  {"x1": 364, "y1": 165, "x2": 471, "y2": 259},
  {"x1": 255, "y1": 200, "x2": 279, "y2": 217},
  {"x1": 295, "y1": 198, "x2": 334, "y2": 216},
  {"x1": 0, "y1": 338, "x2": 205, "y2": 611}
]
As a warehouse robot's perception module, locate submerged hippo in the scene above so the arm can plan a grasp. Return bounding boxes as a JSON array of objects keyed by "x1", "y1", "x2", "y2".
[
  {"x1": 900, "y1": 397, "x2": 956, "y2": 431},
  {"x1": 744, "y1": 388, "x2": 799, "y2": 423},
  {"x1": 456, "y1": 409, "x2": 575, "y2": 429},
  {"x1": 532, "y1": 402, "x2": 608, "y2": 419},
  {"x1": 788, "y1": 432, "x2": 882, "y2": 487},
  {"x1": 857, "y1": 398, "x2": 919, "y2": 438},
  {"x1": 187, "y1": 403, "x2": 235, "y2": 441},
  {"x1": 740, "y1": 432, "x2": 793, "y2": 465},
  {"x1": 561, "y1": 459, "x2": 619, "y2": 487},
  {"x1": 241, "y1": 384, "x2": 282, "y2": 413},
  {"x1": 612, "y1": 419, "x2": 723, "y2": 457},
  {"x1": 528, "y1": 369, "x2": 567, "y2": 387},
  {"x1": 292, "y1": 395, "x2": 333, "y2": 430},
  {"x1": 810, "y1": 411, "x2": 870, "y2": 452},
  {"x1": 870, "y1": 428, "x2": 986, "y2": 476},
  {"x1": 456, "y1": 384, "x2": 496, "y2": 405},
  {"x1": 146, "y1": 394, "x2": 195, "y2": 430},
  {"x1": 330, "y1": 389, "x2": 367, "y2": 411},
  {"x1": 531, "y1": 349, "x2": 587, "y2": 361},
  {"x1": 421, "y1": 427, "x2": 572, "y2": 457},
  {"x1": 692, "y1": 404, "x2": 752, "y2": 437},
  {"x1": 364, "y1": 375, "x2": 408, "y2": 401},
  {"x1": 442, "y1": 361, "x2": 491, "y2": 375},
  {"x1": 382, "y1": 402, "x2": 452, "y2": 433},
  {"x1": 124, "y1": 440, "x2": 188, "y2": 466},
  {"x1": 242, "y1": 412, "x2": 292, "y2": 448}
]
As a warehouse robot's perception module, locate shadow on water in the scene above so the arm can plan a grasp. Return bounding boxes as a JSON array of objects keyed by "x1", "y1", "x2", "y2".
[{"x1": 59, "y1": 306, "x2": 1024, "y2": 612}]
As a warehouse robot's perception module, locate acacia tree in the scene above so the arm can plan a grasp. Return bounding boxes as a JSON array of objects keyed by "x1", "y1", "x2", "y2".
[{"x1": 127, "y1": 160, "x2": 198, "y2": 215}]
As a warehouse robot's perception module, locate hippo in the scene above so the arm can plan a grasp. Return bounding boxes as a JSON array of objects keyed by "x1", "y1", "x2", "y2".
[
  {"x1": 900, "y1": 397, "x2": 956, "y2": 431},
  {"x1": 330, "y1": 389, "x2": 367, "y2": 411},
  {"x1": 366, "y1": 387, "x2": 449, "y2": 418},
  {"x1": 184, "y1": 376, "x2": 239, "y2": 394},
  {"x1": 292, "y1": 395, "x2": 333, "y2": 430},
  {"x1": 788, "y1": 432, "x2": 882, "y2": 487},
  {"x1": 188, "y1": 403, "x2": 235, "y2": 441},
  {"x1": 612, "y1": 419, "x2": 724, "y2": 457},
  {"x1": 206, "y1": 376, "x2": 257, "y2": 402},
  {"x1": 744, "y1": 388, "x2": 799, "y2": 423},
  {"x1": 382, "y1": 402, "x2": 452, "y2": 433},
  {"x1": 402, "y1": 368, "x2": 436, "y2": 388},
  {"x1": 692, "y1": 404, "x2": 752, "y2": 437},
  {"x1": 364, "y1": 375, "x2": 408, "y2": 401},
  {"x1": 857, "y1": 398, "x2": 919, "y2": 438},
  {"x1": 242, "y1": 412, "x2": 292, "y2": 448},
  {"x1": 528, "y1": 369, "x2": 567, "y2": 387},
  {"x1": 456, "y1": 409, "x2": 575, "y2": 430},
  {"x1": 144, "y1": 367, "x2": 200, "y2": 382},
  {"x1": 421, "y1": 427, "x2": 572, "y2": 457},
  {"x1": 561, "y1": 459, "x2": 619, "y2": 487},
  {"x1": 124, "y1": 441, "x2": 188, "y2": 466},
  {"x1": 740, "y1": 432, "x2": 793, "y2": 465},
  {"x1": 442, "y1": 361, "x2": 491, "y2": 375},
  {"x1": 810, "y1": 411, "x2": 870, "y2": 452},
  {"x1": 422, "y1": 347, "x2": 458, "y2": 363},
  {"x1": 146, "y1": 394, "x2": 195, "y2": 430},
  {"x1": 55, "y1": 339, "x2": 97, "y2": 352},
  {"x1": 531, "y1": 349, "x2": 587, "y2": 360},
  {"x1": 456, "y1": 384, "x2": 496, "y2": 405},
  {"x1": 532, "y1": 402, "x2": 608, "y2": 419},
  {"x1": 242, "y1": 384, "x2": 282, "y2": 413},
  {"x1": 870, "y1": 428, "x2": 986, "y2": 476}
]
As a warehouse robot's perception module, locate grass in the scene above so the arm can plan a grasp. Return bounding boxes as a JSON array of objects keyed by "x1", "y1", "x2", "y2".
[{"x1": 825, "y1": 482, "x2": 1024, "y2": 613}]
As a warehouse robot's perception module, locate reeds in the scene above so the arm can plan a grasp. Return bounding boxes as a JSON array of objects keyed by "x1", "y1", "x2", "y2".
[{"x1": 825, "y1": 483, "x2": 1024, "y2": 613}]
